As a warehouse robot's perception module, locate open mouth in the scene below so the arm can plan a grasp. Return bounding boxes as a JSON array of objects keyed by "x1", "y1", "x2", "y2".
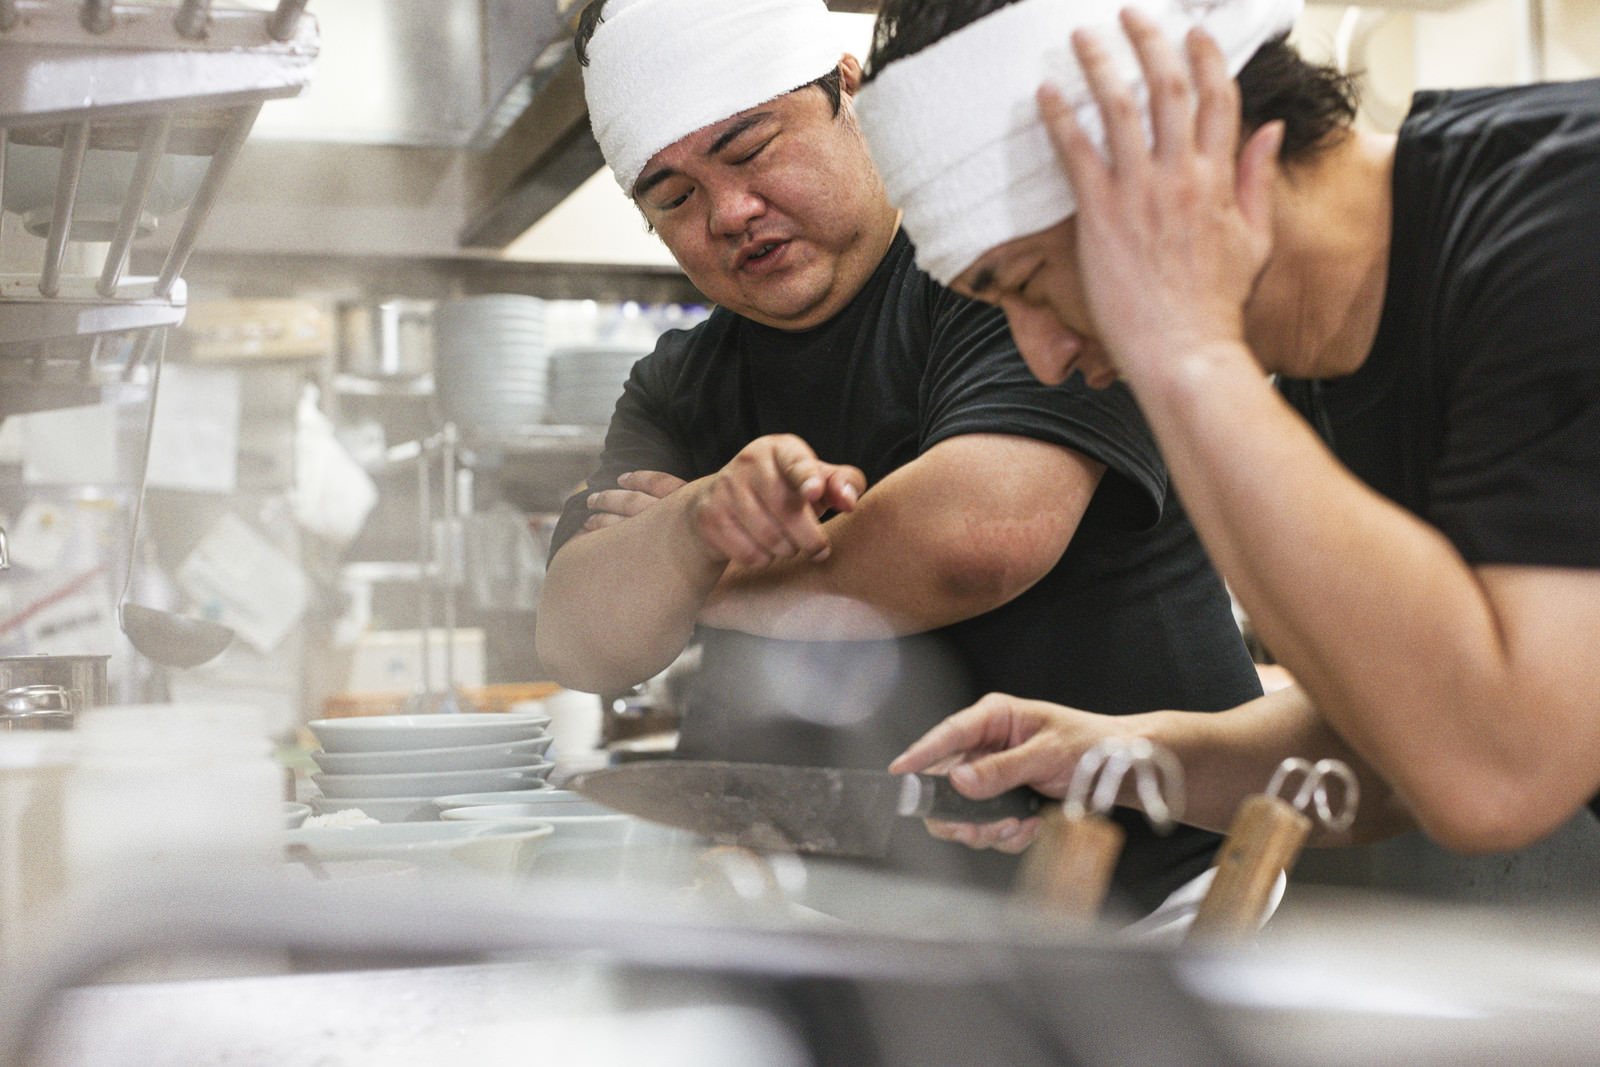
[{"x1": 739, "y1": 240, "x2": 786, "y2": 270}]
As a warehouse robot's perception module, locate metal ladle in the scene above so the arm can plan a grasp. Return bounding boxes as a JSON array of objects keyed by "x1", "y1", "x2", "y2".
[{"x1": 116, "y1": 334, "x2": 234, "y2": 669}]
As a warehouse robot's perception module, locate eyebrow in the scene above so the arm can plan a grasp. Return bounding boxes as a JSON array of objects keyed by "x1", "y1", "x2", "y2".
[
  {"x1": 632, "y1": 113, "x2": 773, "y2": 200},
  {"x1": 967, "y1": 266, "x2": 996, "y2": 294}
]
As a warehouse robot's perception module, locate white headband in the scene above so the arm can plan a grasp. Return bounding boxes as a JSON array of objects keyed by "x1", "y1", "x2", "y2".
[
  {"x1": 856, "y1": 0, "x2": 1303, "y2": 284},
  {"x1": 583, "y1": 0, "x2": 843, "y2": 194}
]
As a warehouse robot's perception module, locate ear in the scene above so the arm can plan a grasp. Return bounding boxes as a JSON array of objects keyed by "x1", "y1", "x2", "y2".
[
  {"x1": 839, "y1": 53, "x2": 864, "y2": 95},
  {"x1": 1236, "y1": 120, "x2": 1285, "y2": 238}
]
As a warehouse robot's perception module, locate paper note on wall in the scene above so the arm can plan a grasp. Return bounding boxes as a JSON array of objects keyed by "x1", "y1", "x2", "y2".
[
  {"x1": 175, "y1": 512, "x2": 307, "y2": 653},
  {"x1": 148, "y1": 362, "x2": 241, "y2": 493}
]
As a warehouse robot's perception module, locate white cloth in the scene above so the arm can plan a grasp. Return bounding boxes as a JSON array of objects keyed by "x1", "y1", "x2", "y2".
[
  {"x1": 1119, "y1": 865, "x2": 1289, "y2": 947},
  {"x1": 582, "y1": 0, "x2": 844, "y2": 193},
  {"x1": 856, "y1": 0, "x2": 1303, "y2": 284}
]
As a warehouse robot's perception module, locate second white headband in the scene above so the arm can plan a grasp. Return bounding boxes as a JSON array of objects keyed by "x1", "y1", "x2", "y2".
[{"x1": 857, "y1": 0, "x2": 1303, "y2": 284}]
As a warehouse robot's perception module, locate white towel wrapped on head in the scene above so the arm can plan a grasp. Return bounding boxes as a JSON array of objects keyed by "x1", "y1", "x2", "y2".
[
  {"x1": 582, "y1": 0, "x2": 844, "y2": 194},
  {"x1": 856, "y1": 0, "x2": 1304, "y2": 284}
]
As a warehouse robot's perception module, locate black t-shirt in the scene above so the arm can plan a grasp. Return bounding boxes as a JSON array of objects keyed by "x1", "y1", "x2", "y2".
[
  {"x1": 551, "y1": 231, "x2": 1262, "y2": 913},
  {"x1": 1280, "y1": 80, "x2": 1600, "y2": 816}
]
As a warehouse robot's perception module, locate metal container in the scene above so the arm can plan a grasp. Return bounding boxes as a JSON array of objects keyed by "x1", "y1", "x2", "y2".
[
  {"x1": 338, "y1": 300, "x2": 435, "y2": 379},
  {"x1": 0, "y1": 654, "x2": 109, "y2": 731}
]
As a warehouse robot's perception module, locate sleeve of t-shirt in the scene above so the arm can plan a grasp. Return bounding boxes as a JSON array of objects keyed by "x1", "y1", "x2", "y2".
[
  {"x1": 1428, "y1": 136, "x2": 1600, "y2": 568},
  {"x1": 917, "y1": 285, "x2": 1169, "y2": 528},
  {"x1": 546, "y1": 337, "x2": 693, "y2": 561}
]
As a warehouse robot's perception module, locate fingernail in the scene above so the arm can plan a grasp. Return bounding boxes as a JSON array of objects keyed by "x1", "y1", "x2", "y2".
[
  {"x1": 841, "y1": 484, "x2": 859, "y2": 504},
  {"x1": 950, "y1": 764, "x2": 979, "y2": 791},
  {"x1": 800, "y1": 476, "x2": 823, "y2": 496},
  {"x1": 586, "y1": 493, "x2": 598, "y2": 507}
]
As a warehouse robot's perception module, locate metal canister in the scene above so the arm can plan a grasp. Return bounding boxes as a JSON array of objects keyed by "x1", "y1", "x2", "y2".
[{"x1": 0, "y1": 654, "x2": 109, "y2": 731}]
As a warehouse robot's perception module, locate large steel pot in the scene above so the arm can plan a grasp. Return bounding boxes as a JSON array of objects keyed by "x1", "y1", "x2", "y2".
[{"x1": 0, "y1": 654, "x2": 109, "y2": 731}]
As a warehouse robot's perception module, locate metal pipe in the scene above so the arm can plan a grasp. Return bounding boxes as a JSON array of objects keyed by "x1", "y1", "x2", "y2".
[
  {"x1": 153, "y1": 101, "x2": 260, "y2": 299},
  {"x1": 172, "y1": 0, "x2": 211, "y2": 39},
  {"x1": 98, "y1": 113, "x2": 172, "y2": 297},
  {"x1": 39, "y1": 121, "x2": 91, "y2": 299},
  {"x1": 268, "y1": 0, "x2": 309, "y2": 42},
  {"x1": 416, "y1": 438, "x2": 434, "y2": 699},
  {"x1": 0, "y1": 129, "x2": 8, "y2": 264},
  {"x1": 79, "y1": 0, "x2": 114, "y2": 34},
  {"x1": 441, "y1": 422, "x2": 458, "y2": 695}
]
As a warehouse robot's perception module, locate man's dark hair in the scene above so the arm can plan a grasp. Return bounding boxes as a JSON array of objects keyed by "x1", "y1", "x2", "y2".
[
  {"x1": 574, "y1": 0, "x2": 844, "y2": 116},
  {"x1": 864, "y1": 0, "x2": 1358, "y2": 163}
]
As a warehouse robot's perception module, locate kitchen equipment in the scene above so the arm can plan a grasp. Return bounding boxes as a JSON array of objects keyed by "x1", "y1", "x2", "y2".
[
  {"x1": 0, "y1": 1, "x2": 319, "y2": 424},
  {"x1": 310, "y1": 760, "x2": 554, "y2": 800},
  {"x1": 1016, "y1": 737, "x2": 1183, "y2": 922},
  {"x1": 337, "y1": 299, "x2": 433, "y2": 379},
  {"x1": 431, "y1": 295, "x2": 548, "y2": 432},
  {"x1": 114, "y1": 349, "x2": 235, "y2": 669},
  {"x1": 0, "y1": 652, "x2": 107, "y2": 731},
  {"x1": 308, "y1": 734, "x2": 553, "y2": 776},
  {"x1": 307, "y1": 795, "x2": 440, "y2": 824},
  {"x1": 544, "y1": 344, "x2": 645, "y2": 426},
  {"x1": 306, "y1": 712, "x2": 552, "y2": 754},
  {"x1": 567, "y1": 759, "x2": 1048, "y2": 858},
  {"x1": 1188, "y1": 757, "x2": 1358, "y2": 944}
]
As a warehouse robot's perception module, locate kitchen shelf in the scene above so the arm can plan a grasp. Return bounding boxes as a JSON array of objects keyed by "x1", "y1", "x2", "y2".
[{"x1": 0, "y1": 0, "x2": 318, "y2": 418}]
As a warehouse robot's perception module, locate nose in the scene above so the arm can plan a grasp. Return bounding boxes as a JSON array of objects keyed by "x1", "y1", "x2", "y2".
[
  {"x1": 705, "y1": 179, "x2": 765, "y2": 238},
  {"x1": 1000, "y1": 297, "x2": 1083, "y2": 386}
]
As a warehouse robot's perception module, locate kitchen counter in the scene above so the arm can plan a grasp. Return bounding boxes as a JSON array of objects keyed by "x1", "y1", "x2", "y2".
[{"x1": 8, "y1": 856, "x2": 1600, "y2": 1067}]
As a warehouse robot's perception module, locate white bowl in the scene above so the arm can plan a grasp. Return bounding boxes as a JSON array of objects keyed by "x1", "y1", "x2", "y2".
[
  {"x1": 312, "y1": 760, "x2": 553, "y2": 799},
  {"x1": 283, "y1": 820, "x2": 554, "y2": 877},
  {"x1": 309, "y1": 734, "x2": 552, "y2": 775},
  {"x1": 432, "y1": 787, "x2": 604, "y2": 814},
  {"x1": 283, "y1": 801, "x2": 312, "y2": 829},
  {"x1": 1, "y1": 142, "x2": 209, "y2": 240},
  {"x1": 306, "y1": 713, "x2": 553, "y2": 754},
  {"x1": 308, "y1": 795, "x2": 441, "y2": 823}
]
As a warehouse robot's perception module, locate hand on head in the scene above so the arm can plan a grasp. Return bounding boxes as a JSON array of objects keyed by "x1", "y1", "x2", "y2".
[
  {"x1": 1039, "y1": 8, "x2": 1282, "y2": 379},
  {"x1": 889, "y1": 692, "x2": 1137, "y2": 853}
]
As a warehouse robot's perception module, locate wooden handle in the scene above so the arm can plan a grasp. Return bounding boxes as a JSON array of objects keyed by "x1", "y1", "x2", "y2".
[
  {"x1": 1014, "y1": 808, "x2": 1125, "y2": 922},
  {"x1": 1188, "y1": 794, "x2": 1311, "y2": 943}
]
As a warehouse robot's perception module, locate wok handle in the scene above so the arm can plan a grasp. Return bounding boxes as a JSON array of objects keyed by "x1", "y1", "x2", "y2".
[{"x1": 907, "y1": 775, "x2": 1050, "y2": 822}]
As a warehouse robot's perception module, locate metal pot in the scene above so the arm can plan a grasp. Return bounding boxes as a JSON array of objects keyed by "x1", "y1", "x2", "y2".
[
  {"x1": 338, "y1": 299, "x2": 434, "y2": 379},
  {"x1": 0, "y1": 654, "x2": 109, "y2": 731}
]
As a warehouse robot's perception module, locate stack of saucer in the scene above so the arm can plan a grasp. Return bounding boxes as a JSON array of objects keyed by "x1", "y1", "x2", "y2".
[{"x1": 304, "y1": 712, "x2": 555, "y2": 823}]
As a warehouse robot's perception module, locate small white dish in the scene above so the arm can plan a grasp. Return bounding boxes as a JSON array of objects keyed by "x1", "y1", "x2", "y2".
[
  {"x1": 284, "y1": 820, "x2": 554, "y2": 877},
  {"x1": 308, "y1": 795, "x2": 440, "y2": 824},
  {"x1": 309, "y1": 734, "x2": 552, "y2": 775},
  {"x1": 283, "y1": 801, "x2": 312, "y2": 829},
  {"x1": 312, "y1": 760, "x2": 554, "y2": 799},
  {"x1": 307, "y1": 712, "x2": 553, "y2": 754}
]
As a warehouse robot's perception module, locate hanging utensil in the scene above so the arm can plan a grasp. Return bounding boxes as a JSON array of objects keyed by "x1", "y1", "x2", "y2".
[
  {"x1": 1187, "y1": 757, "x2": 1359, "y2": 943},
  {"x1": 115, "y1": 332, "x2": 234, "y2": 669},
  {"x1": 1014, "y1": 737, "x2": 1185, "y2": 923}
]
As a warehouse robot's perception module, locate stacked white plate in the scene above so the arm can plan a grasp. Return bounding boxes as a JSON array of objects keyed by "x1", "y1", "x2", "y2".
[
  {"x1": 544, "y1": 345, "x2": 647, "y2": 426},
  {"x1": 433, "y1": 295, "x2": 549, "y2": 431},
  {"x1": 305, "y1": 712, "x2": 555, "y2": 823}
]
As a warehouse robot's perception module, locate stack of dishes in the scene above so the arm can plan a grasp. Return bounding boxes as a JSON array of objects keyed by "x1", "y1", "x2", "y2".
[
  {"x1": 432, "y1": 295, "x2": 548, "y2": 431},
  {"x1": 544, "y1": 345, "x2": 647, "y2": 427},
  {"x1": 305, "y1": 712, "x2": 555, "y2": 823}
]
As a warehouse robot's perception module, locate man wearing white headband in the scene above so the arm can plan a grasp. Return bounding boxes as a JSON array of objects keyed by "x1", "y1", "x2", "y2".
[
  {"x1": 537, "y1": 0, "x2": 1271, "y2": 915},
  {"x1": 866, "y1": 0, "x2": 1600, "y2": 879}
]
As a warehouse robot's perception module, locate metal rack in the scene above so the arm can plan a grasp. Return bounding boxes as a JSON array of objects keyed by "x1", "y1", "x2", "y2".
[{"x1": 0, "y1": 0, "x2": 318, "y2": 419}]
